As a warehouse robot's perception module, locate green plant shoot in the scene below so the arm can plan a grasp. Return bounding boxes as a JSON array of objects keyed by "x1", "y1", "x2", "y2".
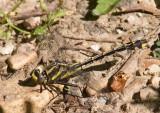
[{"x1": 92, "y1": 0, "x2": 121, "y2": 16}]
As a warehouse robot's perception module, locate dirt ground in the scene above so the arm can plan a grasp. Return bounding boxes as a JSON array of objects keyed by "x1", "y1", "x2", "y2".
[{"x1": 0, "y1": 0, "x2": 160, "y2": 113}]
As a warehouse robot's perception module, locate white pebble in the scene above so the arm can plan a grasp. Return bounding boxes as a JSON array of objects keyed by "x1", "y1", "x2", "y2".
[
  {"x1": 90, "y1": 44, "x2": 100, "y2": 51},
  {"x1": 148, "y1": 64, "x2": 160, "y2": 74},
  {"x1": 151, "y1": 76, "x2": 160, "y2": 89},
  {"x1": 0, "y1": 41, "x2": 15, "y2": 55}
]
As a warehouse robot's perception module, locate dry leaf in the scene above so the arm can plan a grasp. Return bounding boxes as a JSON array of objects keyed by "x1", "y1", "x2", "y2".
[{"x1": 110, "y1": 71, "x2": 129, "y2": 92}]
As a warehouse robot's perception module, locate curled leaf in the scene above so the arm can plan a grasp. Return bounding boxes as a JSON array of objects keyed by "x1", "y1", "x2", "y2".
[{"x1": 92, "y1": 0, "x2": 121, "y2": 16}]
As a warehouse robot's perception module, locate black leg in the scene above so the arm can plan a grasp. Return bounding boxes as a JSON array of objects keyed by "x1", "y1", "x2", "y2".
[
  {"x1": 43, "y1": 84, "x2": 55, "y2": 96},
  {"x1": 45, "y1": 84, "x2": 63, "y2": 106},
  {"x1": 47, "y1": 84, "x2": 62, "y2": 94},
  {"x1": 55, "y1": 82, "x2": 83, "y2": 98},
  {"x1": 40, "y1": 85, "x2": 43, "y2": 93}
]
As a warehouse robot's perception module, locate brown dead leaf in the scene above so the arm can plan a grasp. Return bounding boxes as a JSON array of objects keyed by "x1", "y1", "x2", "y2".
[
  {"x1": 139, "y1": 58, "x2": 160, "y2": 69},
  {"x1": 110, "y1": 71, "x2": 129, "y2": 92}
]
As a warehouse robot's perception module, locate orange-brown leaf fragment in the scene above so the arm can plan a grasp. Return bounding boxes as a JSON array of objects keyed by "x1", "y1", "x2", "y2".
[{"x1": 110, "y1": 71, "x2": 129, "y2": 92}]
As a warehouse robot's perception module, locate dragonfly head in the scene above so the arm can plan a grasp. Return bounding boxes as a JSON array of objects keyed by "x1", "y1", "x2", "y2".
[
  {"x1": 31, "y1": 65, "x2": 47, "y2": 84},
  {"x1": 135, "y1": 39, "x2": 148, "y2": 49}
]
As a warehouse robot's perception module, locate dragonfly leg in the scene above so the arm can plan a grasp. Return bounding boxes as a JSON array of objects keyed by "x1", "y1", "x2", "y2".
[
  {"x1": 56, "y1": 82, "x2": 83, "y2": 98},
  {"x1": 46, "y1": 84, "x2": 63, "y2": 105},
  {"x1": 43, "y1": 84, "x2": 56, "y2": 96},
  {"x1": 40, "y1": 84, "x2": 43, "y2": 93}
]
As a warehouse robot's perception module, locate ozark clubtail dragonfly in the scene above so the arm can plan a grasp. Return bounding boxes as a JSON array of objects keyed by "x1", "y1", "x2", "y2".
[{"x1": 29, "y1": 39, "x2": 147, "y2": 97}]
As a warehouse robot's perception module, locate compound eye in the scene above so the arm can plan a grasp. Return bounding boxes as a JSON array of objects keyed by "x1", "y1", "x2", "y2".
[
  {"x1": 34, "y1": 69, "x2": 41, "y2": 76},
  {"x1": 31, "y1": 69, "x2": 40, "y2": 81},
  {"x1": 42, "y1": 71, "x2": 46, "y2": 76}
]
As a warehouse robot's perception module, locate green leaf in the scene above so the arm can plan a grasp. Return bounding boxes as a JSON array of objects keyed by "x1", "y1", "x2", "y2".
[
  {"x1": 153, "y1": 49, "x2": 160, "y2": 58},
  {"x1": 47, "y1": 9, "x2": 65, "y2": 25},
  {"x1": 92, "y1": 0, "x2": 121, "y2": 16},
  {"x1": 32, "y1": 25, "x2": 47, "y2": 36},
  {"x1": 156, "y1": 40, "x2": 160, "y2": 47},
  {"x1": 33, "y1": 9, "x2": 65, "y2": 36},
  {"x1": 0, "y1": 28, "x2": 11, "y2": 39},
  {"x1": 0, "y1": 9, "x2": 4, "y2": 17}
]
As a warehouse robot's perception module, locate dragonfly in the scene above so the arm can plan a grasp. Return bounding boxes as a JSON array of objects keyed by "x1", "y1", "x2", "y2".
[{"x1": 30, "y1": 39, "x2": 148, "y2": 97}]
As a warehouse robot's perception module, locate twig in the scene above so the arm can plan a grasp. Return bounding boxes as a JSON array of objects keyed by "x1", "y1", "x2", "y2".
[
  {"x1": 12, "y1": 12, "x2": 47, "y2": 21},
  {"x1": 61, "y1": 46, "x2": 101, "y2": 55},
  {"x1": 112, "y1": 4, "x2": 160, "y2": 17},
  {"x1": 9, "y1": 0, "x2": 25, "y2": 14},
  {"x1": 63, "y1": 36, "x2": 121, "y2": 43}
]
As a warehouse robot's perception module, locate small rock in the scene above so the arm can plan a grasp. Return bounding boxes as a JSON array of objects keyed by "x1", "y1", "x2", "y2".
[
  {"x1": 0, "y1": 90, "x2": 52, "y2": 113},
  {"x1": 86, "y1": 74, "x2": 107, "y2": 96},
  {"x1": 85, "y1": 86, "x2": 97, "y2": 96},
  {"x1": 147, "y1": 64, "x2": 160, "y2": 74},
  {"x1": 23, "y1": 17, "x2": 41, "y2": 30},
  {"x1": 139, "y1": 56, "x2": 160, "y2": 69},
  {"x1": 140, "y1": 87, "x2": 159, "y2": 101},
  {"x1": 115, "y1": 28, "x2": 124, "y2": 34},
  {"x1": 16, "y1": 43, "x2": 36, "y2": 53},
  {"x1": 138, "y1": 56, "x2": 160, "y2": 76},
  {"x1": 150, "y1": 76, "x2": 160, "y2": 89},
  {"x1": 123, "y1": 103, "x2": 153, "y2": 113},
  {"x1": 0, "y1": 41, "x2": 15, "y2": 55},
  {"x1": 26, "y1": 90, "x2": 53, "y2": 112},
  {"x1": 96, "y1": 97, "x2": 108, "y2": 105},
  {"x1": 139, "y1": 0, "x2": 157, "y2": 8},
  {"x1": 125, "y1": 15, "x2": 141, "y2": 25},
  {"x1": 90, "y1": 44, "x2": 100, "y2": 52},
  {"x1": 122, "y1": 76, "x2": 149, "y2": 102},
  {"x1": 136, "y1": 13, "x2": 143, "y2": 17},
  {"x1": 7, "y1": 43, "x2": 37, "y2": 70},
  {"x1": 7, "y1": 51, "x2": 37, "y2": 70},
  {"x1": 101, "y1": 43, "x2": 112, "y2": 52}
]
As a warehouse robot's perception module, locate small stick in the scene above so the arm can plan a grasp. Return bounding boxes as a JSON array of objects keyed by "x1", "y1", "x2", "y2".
[
  {"x1": 63, "y1": 36, "x2": 120, "y2": 43},
  {"x1": 112, "y1": 4, "x2": 160, "y2": 17},
  {"x1": 61, "y1": 46, "x2": 101, "y2": 55},
  {"x1": 12, "y1": 12, "x2": 47, "y2": 21}
]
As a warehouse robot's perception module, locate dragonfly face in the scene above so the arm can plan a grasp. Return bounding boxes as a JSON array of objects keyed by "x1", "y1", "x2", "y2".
[{"x1": 31, "y1": 65, "x2": 48, "y2": 84}]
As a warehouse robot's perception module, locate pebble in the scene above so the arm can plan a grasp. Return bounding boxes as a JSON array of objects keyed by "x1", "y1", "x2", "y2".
[
  {"x1": 0, "y1": 90, "x2": 52, "y2": 113},
  {"x1": 96, "y1": 97, "x2": 108, "y2": 105},
  {"x1": 139, "y1": 87, "x2": 159, "y2": 101},
  {"x1": 115, "y1": 28, "x2": 124, "y2": 34},
  {"x1": 7, "y1": 51, "x2": 37, "y2": 70},
  {"x1": 125, "y1": 15, "x2": 141, "y2": 25},
  {"x1": 7, "y1": 43, "x2": 37, "y2": 70},
  {"x1": 0, "y1": 41, "x2": 15, "y2": 55},
  {"x1": 90, "y1": 44, "x2": 100, "y2": 52},
  {"x1": 85, "y1": 86, "x2": 97, "y2": 96},
  {"x1": 26, "y1": 90, "x2": 52, "y2": 109},
  {"x1": 16, "y1": 43, "x2": 36, "y2": 53},
  {"x1": 122, "y1": 76, "x2": 149, "y2": 102},
  {"x1": 147, "y1": 64, "x2": 160, "y2": 74},
  {"x1": 23, "y1": 17, "x2": 41, "y2": 30},
  {"x1": 150, "y1": 76, "x2": 160, "y2": 89},
  {"x1": 85, "y1": 74, "x2": 107, "y2": 96}
]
